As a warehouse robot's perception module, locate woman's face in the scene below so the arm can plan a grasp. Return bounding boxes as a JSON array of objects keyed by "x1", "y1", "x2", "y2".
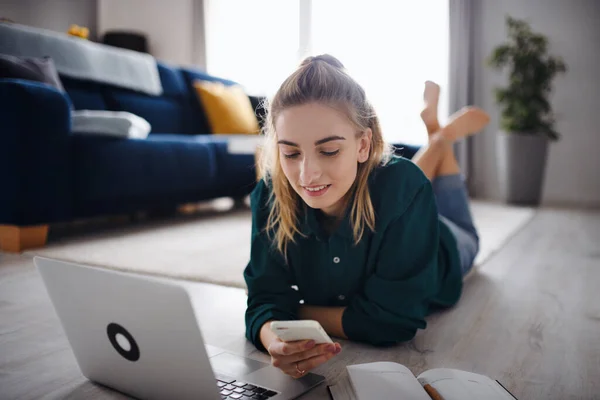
[{"x1": 275, "y1": 102, "x2": 371, "y2": 217}]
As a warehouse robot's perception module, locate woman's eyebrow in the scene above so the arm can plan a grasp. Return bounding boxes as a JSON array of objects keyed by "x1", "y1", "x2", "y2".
[
  {"x1": 277, "y1": 135, "x2": 346, "y2": 147},
  {"x1": 315, "y1": 135, "x2": 346, "y2": 145}
]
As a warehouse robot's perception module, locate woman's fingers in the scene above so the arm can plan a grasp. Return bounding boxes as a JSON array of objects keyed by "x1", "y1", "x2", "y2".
[
  {"x1": 271, "y1": 343, "x2": 329, "y2": 368},
  {"x1": 292, "y1": 350, "x2": 338, "y2": 376},
  {"x1": 268, "y1": 340, "x2": 342, "y2": 378},
  {"x1": 279, "y1": 343, "x2": 342, "y2": 378},
  {"x1": 268, "y1": 339, "x2": 315, "y2": 357},
  {"x1": 277, "y1": 343, "x2": 340, "y2": 366}
]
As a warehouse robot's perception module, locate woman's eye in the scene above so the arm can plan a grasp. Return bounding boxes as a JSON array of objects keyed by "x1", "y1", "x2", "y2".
[
  {"x1": 283, "y1": 153, "x2": 300, "y2": 159},
  {"x1": 321, "y1": 150, "x2": 340, "y2": 157}
]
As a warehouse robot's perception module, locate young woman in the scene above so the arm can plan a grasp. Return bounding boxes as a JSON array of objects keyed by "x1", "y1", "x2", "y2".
[{"x1": 244, "y1": 54, "x2": 489, "y2": 378}]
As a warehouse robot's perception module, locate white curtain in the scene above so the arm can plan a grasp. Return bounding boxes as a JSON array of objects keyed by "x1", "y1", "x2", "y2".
[
  {"x1": 205, "y1": 0, "x2": 450, "y2": 145},
  {"x1": 449, "y1": 0, "x2": 475, "y2": 186}
]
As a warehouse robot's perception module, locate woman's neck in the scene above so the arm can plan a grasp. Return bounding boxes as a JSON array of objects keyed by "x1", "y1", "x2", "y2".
[
  {"x1": 317, "y1": 211, "x2": 342, "y2": 235},
  {"x1": 321, "y1": 189, "x2": 353, "y2": 219},
  {"x1": 316, "y1": 188, "x2": 355, "y2": 235}
]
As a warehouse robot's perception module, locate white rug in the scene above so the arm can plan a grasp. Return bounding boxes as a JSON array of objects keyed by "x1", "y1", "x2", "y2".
[{"x1": 24, "y1": 199, "x2": 536, "y2": 289}]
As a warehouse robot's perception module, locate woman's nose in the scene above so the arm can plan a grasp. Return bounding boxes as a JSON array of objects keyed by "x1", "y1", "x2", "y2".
[{"x1": 300, "y1": 157, "x2": 321, "y2": 184}]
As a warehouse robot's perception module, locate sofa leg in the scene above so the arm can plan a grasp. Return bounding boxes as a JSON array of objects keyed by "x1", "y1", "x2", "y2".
[{"x1": 0, "y1": 225, "x2": 49, "y2": 253}]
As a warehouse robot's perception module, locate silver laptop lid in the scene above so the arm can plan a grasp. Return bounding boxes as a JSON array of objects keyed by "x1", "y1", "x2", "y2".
[{"x1": 34, "y1": 256, "x2": 221, "y2": 400}]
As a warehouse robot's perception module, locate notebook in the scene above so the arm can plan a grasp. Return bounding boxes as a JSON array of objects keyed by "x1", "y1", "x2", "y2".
[{"x1": 328, "y1": 362, "x2": 518, "y2": 400}]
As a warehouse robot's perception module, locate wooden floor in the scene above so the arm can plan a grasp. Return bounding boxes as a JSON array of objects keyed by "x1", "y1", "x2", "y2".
[{"x1": 1, "y1": 207, "x2": 599, "y2": 400}]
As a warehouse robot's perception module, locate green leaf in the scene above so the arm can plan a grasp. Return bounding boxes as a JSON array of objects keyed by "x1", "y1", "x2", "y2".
[
  {"x1": 487, "y1": 15, "x2": 568, "y2": 140},
  {"x1": 488, "y1": 45, "x2": 512, "y2": 68}
]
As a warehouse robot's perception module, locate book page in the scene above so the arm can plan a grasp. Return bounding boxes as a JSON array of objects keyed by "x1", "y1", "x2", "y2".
[
  {"x1": 347, "y1": 362, "x2": 430, "y2": 400},
  {"x1": 417, "y1": 368, "x2": 516, "y2": 400}
]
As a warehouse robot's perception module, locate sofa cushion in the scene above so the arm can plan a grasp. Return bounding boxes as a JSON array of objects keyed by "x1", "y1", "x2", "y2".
[
  {"x1": 193, "y1": 80, "x2": 260, "y2": 135},
  {"x1": 103, "y1": 63, "x2": 203, "y2": 134},
  {"x1": 185, "y1": 135, "x2": 257, "y2": 198},
  {"x1": 158, "y1": 62, "x2": 188, "y2": 97},
  {"x1": 180, "y1": 68, "x2": 240, "y2": 134},
  {"x1": 158, "y1": 63, "x2": 208, "y2": 134},
  {"x1": 72, "y1": 134, "x2": 219, "y2": 217},
  {"x1": 0, "y1": 54, "x2": 65, "y2": 92},
  {"x1": 61, "y1": 76, "x2": 107, "y2": 110},
  {"x1": 59, "y1": 62, "x2": 186, "y2": 113},
  {"x1": 104, "y1": 91, "x2": 187, "y2": 133}
]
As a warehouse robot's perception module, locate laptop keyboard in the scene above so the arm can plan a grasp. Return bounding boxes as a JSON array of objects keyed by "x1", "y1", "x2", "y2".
[{"x1": 216, "y1": 376, "x2": 279, "y2": 400}]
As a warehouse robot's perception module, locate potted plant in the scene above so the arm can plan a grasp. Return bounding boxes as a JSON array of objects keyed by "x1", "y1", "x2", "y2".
[{"x1": 487, "y1": 16, "x2": 567, "y2": 205}]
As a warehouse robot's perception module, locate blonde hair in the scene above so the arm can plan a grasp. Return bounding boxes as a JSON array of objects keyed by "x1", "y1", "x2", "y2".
[{"x1": 258, "y1": 54, "x2": 393, "y2": 255}]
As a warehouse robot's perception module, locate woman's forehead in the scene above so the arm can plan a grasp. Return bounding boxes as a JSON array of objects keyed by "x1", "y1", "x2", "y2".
[{"x1": 275, "y1": 103, "x2": 355, "y2": 142}]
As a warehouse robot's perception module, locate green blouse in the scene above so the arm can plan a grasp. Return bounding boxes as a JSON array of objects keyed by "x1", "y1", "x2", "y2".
[{"x1": 244, "y1": 155, "x2": 462, "y2": 350}]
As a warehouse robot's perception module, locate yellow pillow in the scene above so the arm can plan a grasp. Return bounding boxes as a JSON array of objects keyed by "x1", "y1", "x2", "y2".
[{"x1": 193, "y1": 80, "x2": 260, "y2": 134}]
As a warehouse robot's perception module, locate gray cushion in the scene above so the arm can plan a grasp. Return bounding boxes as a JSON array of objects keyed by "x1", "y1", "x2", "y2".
[{"x1": 0, "y1": 53, "x2": 65, "y2": 92}]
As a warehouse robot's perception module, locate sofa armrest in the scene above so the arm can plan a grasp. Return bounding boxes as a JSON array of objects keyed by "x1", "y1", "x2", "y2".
[
  {"x1": 0, "y1": 79, "x2": 73, "y2": 225},
  {"x1": 248, "y1": 95, "x2": 267, "y2": 131}
]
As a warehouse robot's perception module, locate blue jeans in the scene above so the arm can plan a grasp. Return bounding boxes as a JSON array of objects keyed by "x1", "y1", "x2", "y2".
[
  {"x1": 432, "y1": 174, "x2": 480, "y2": 276},
  {"x1": 393, "y1": 143, "x2": 479, "y2": 276}
]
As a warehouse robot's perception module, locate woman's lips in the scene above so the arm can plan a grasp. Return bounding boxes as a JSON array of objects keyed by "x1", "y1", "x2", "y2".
[{"x1": 302, "y1": 184, "x2": 331, "y2": 197}]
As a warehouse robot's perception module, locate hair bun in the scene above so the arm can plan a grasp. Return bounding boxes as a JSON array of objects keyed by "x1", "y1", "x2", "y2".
[{"x1": 300, "y1": 54, "x2": 345, "y2": 70}]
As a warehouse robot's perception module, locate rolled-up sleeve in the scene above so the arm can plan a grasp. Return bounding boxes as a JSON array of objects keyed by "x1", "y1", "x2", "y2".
[
  {"x1": 244, "y1": 180, "x2": 300, "y2": 351},
  {"x1": 342, "y1": 181, "x2": 441, "y2": 346}
]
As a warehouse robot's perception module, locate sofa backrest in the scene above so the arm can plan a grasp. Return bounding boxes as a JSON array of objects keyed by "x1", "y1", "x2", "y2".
[
  {"x1": 61, "y1": 76, "x2": 108, "y2": 111},
  {"x1": 101, "y1": 62, "x2": 201, "y2": 134},
  {"x1": 60, "y1": 61, "x2": 241, "y2": 135}
]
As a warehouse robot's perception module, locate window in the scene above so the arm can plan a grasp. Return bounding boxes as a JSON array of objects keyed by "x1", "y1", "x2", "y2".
[
  {"x1": 204, "y1": 0, "x2": 299, "y2": 96},
  {"x1": 205, "y1": 0, "x2": 449, "y2": 145}
]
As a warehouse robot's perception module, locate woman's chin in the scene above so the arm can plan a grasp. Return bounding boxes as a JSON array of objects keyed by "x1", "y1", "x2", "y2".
[
  {"x1": 302, "y1": 195, "x2": 343, "y2": 214},
  {"x1": 301, "y1": 194, "x2": 329, "y2": 208},
  {"x1": 302, "y1": 196, "x2": 328, "y2": 209}
]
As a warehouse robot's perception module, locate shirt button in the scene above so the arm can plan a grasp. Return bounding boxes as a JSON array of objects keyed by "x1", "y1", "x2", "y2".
[
  {"x1": 338, "y1": 295, "x2": 346, "y2": 301},
  {"x1": 333, "y1": 257, "x2": 340, "y2": 264}
]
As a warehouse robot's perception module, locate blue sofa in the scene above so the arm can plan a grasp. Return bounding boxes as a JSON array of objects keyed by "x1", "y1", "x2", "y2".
[
  {"x1": 0, "y1": 61, "x2": 262, "y2": 250},
  {"x1": 0, "y1": 57, "x2": 421, "y2": 252}
]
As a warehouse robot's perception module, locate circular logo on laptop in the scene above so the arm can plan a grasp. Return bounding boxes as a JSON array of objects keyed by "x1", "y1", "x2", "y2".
[{"x1": 107, "y1": 323, "x2": 140, "y2": 362}]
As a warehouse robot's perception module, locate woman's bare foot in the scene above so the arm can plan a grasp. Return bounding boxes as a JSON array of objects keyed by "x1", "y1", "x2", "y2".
[
  {"x1": 420, "y1": 81, "x2": 441, "y2": 134},
  {"x1": 441, "y1": 106, "x2": 490, "y2": 142}
]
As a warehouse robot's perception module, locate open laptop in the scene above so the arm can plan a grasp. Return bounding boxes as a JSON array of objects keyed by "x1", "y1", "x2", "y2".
[{"x1": 34, "y1": 256, "x2": 325, "y2": 400}]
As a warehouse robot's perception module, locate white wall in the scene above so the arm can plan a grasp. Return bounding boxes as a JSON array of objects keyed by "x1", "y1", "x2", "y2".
[
  {"x1": 98, "y1": 0, "x2": 205, "y2": 67},
  {"x1": 471, "y1": 0, "x2": 600, "y2": 207},
  {"x1": 0, "y1": 0, "x2": 98, "y2": 39}
]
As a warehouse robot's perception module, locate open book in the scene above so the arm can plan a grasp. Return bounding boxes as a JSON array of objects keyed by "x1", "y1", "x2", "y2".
[{"x1": 328, "y1": 362, "x2": 518, "y2": 400}]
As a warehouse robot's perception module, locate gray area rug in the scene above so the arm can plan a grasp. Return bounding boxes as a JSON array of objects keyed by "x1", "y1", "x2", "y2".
[{"x1": 24, "y1": 199, "x2": 535, "y2": 289}]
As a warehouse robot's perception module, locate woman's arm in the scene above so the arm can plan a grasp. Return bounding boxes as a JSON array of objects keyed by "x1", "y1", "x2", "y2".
[
  {"x1": 299, "y1": 305, "x2": 348, "y2": 339},
  {"x1": 340, "y1": 181, "x2": 443, "y2": 346},
  {"x1": 258, "y1": 319, "x2": 279, "y2": 349}
]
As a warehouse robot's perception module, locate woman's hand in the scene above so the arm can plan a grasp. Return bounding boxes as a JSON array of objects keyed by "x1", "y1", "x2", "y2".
[
  {"x1": 259, "y1": 321, "x2": 342, "y2": 378},
  {"x1": 267, "y1": 339, "x2": 342, "y2": 378}
]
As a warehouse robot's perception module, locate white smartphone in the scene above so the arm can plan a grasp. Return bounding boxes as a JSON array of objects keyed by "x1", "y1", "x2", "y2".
[{"x1": 270, "y1": 320, "x2": 334, "y2": 344}]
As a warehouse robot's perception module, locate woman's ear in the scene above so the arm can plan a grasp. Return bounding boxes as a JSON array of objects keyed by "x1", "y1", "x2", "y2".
[{"x1": 357, "y1": 128, "x2": 372, "y2": 163}]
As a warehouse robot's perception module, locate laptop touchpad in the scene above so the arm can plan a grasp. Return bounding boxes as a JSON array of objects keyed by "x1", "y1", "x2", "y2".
[{"x1": 209, "y1": 352, "x2": 268, "y2": 377}]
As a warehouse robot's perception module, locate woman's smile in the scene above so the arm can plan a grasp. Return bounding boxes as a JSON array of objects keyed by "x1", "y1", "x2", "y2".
[{"x1": 302, "y1": 184, "x2": 332, "y2": 197}]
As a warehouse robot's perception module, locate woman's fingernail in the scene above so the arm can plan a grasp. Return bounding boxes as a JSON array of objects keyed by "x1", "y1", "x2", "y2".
[
  {"x1": 334, "y1": 346, "x2": 342, "y2": 354},
  {"x1": 327, "y1": 344, "x2": 336, "y2": 353},
  {"x1": 305, "y1": 340, "x2": 316, "y2": 349}
]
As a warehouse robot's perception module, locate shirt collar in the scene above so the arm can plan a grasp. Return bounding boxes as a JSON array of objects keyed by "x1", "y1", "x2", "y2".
[{"x1": 299, "y1": 202, "x2": 354, "y2": 241}]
